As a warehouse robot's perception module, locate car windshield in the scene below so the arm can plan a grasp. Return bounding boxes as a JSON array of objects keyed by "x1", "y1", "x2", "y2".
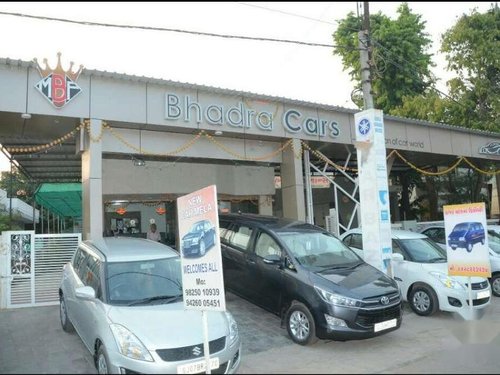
[
  {"x1": 488, "y1": 231, "x2": 500, "y2": 255},
  {"x1": 278, "y1": 230, "x2": 361, "y2": 271},
  {"x1": 399, "y1": 238, "x2": 447, "y2": 263},
  {"x1": 106, "y1": 257, "x2": 183, "y2": 305},
  {"x1": 452, "y1": 223, "x2": 469, "y2": 232},
  {"x1": 189, "y1": 222, "x2": 205, "y2": 232}
]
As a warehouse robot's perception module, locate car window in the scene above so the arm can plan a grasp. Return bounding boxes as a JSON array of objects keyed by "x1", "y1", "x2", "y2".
[
  {"x1": 488, "y1": 231, "x2": 500, "y2": 255},
  {"x1": 82, "y1": 254, "x2": 102, "y2": 299},
  {"x1": 422, "y1": 228, "x2": 445, "y2": 244},
  {"x1": 255, "y1": 231, "x2": 281, "y2": 259},
  {"x1": 391, "y1": 240, "x2": 407, "y2": 260},
  {"x1": 278, "y1": 230, "x2": 360, "y2": 270},
  {"x1": 73, "y1": 248, "x2": 89, "y2": 282},
  {"x1": 106, "y1": 257, "x2": 183, "y2": 305},
  {"x1": 219, "y1": 220, "x2": 232, "y2": 244},
  {"x1": 399, "y1": 238, "x2": 446, "y2": 263},
  {"x1": 228, "y1": 225, "x2": 254, "y2": 252}
]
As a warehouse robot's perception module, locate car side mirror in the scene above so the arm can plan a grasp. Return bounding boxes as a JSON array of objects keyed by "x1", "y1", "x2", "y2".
[
  {"x1": 75, "y1": 286, "x2": 96, "y2": 300},
  {"x1": 391, "y1": 253, "x2": 404, "y2": 262},
  {"x1": 263, "y1": 254, "x2": 281, "y2": 264}
]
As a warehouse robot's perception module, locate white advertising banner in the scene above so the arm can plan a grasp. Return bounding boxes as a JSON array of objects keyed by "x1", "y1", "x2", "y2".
[
  {"x1": 355, "y1": 109, "x2": 393, "y2": 274},
  {"x1": 177, "y1": 185, "x2": 226, "y2": 311},
  {"x1": 443, "y1": 203, "x2": 491, "y2": 278}
]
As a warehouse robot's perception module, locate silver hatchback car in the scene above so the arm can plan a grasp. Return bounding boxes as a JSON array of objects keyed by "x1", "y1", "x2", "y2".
[{"x1": 59, "y1": 237, "x2": 241, "y2": 374}]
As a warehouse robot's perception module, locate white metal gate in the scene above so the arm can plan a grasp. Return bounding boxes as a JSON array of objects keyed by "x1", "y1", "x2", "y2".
[{"x1": 0, "y1": 231, "x2": 81, "y2": 309}]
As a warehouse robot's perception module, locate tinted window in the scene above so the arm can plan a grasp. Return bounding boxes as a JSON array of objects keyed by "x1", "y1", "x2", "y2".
[
  {"x1": 488, "y1": 230, "x2": 500, "y2": 255},
  {"x1": 255, "y1": 232, "x2": 281, "y2": 259},
  {"x1": 219, "y1": 220, "x2": 232, "y2": 244},
  {"x1": 73, "y1": 247, "x2": 89, "y2": 281},
  {"x1": 228, "y1": 225, "x2": 254, "y2": 252}
]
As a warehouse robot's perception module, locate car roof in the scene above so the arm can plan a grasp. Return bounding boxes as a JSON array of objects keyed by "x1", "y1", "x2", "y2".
[
  {"x1": 84, "y1": 237, "x2": 179, "y2": 263},
  {"x1": 219, "y1": 213, "x2": 321, "y2": 233},
  {"x1": 343, "y1": 228, "x2": 427, "y2": 240}
]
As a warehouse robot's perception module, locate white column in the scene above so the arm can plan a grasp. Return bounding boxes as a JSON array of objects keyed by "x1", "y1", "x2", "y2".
[
  {"x1": 82, "y1": 119, "x2": 103, "y2": 241},
  {"x1": 281, "y1": 138, "x2": 305, "y2": 221}
]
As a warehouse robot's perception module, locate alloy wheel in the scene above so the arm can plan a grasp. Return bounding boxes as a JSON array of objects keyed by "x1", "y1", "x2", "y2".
[
  {"x1": 289, "y1": 310, "x2": 310, "y2": 341},
  {"x1": 412, "y1": 291, "x2": 431, "y2": 313},
  {"x1": 98, "y1": 353, "x2": 108, "y2": 374}
]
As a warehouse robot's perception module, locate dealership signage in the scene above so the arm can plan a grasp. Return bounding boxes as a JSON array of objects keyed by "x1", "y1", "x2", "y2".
[
  {"x1": 177, "y1": 185, "x2": 226, "y2": 312},
  {"x1": 443, "y1": 203, "x2": 491, "y2": 278},
  {"x1": 34, "y1": 53, "x2": 83, "y2": 108},
  {"x1": 355, "y1": 109, "x2": 393, "y2": 275},
  {"x1": 165, "y1": 93, "x2": 341, "y2": 138}
]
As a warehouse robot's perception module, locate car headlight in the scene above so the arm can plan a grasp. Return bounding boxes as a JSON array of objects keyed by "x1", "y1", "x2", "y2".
[
  {"x1": 429, "y1": 272, "x2": 465, "y2": 290},
  {"x1": 225, "y1": 311, "x2": 239, "y2": 347},
  {"x1": 314, "y1": 286, "x2": 360, "y2": 307},
  {"x1": 109, "y1": 324, "x2": 154, "y2": 362}
]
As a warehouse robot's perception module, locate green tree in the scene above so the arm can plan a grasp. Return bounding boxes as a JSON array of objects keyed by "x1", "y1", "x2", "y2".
[
  {"x1": 333, "y1": 2, "x2": 435, "y2": 112},
  {"x1": 0, "y1": 170, "x2": 38, "y2": 202},
  {"x1": 441, "y1": 4, "x2": 500, "y2": 132}
]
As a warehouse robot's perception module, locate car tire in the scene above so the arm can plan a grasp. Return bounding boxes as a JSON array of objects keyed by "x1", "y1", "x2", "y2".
[
  {"x1": 59, "y1": 294, "x2": 75, "y2": 333},
  {"x1": 450, "y1": 245, "x2": 457, "y2": 250},
  {"x1": 199, "y1": 240, "x2": 206, "y2": 256},
  {"x1": 491, "y1": 275, "x2": 500, "y2": 297},
  {"x1": 481, "y1": 238, "x2": 485, "y2": 245},
  {"x1": 97, "y1": 345, "x2": 110, "y2": 374},
  {"x1": 286, "y1": 302, "x2": 318, "y2": 346},
  {"x1": 409, "y1": 284, "x2": 439, "y2": 316},
  {"x1": 466, "y1": 242, "x2": 473, "y2": 252}
]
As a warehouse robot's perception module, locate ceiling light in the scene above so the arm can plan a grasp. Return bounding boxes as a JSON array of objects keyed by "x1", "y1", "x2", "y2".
[{"x1": 21, "y1": 113, "x2": 31, "y2": 119}]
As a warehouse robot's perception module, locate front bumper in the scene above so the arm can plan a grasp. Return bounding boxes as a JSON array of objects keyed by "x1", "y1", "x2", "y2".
[
  {"x1": 106, "y1": 339, "x2": 241, "y2": 374},
  {"x1": 436, "y1": 283, "x2": 491, "y2": 318},
  {"x1": 314, "y1": 301, "x2": 403, "y2": 341}
]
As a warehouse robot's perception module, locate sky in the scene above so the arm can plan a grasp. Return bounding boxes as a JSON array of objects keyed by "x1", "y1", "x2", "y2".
[{"x1": 0, "y1": 1, "x2": 494, "y2": 172}]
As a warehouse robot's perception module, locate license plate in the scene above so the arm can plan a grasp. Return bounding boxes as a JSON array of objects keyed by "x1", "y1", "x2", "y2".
[
  {"x1": 177, "y1": 358, "x2": 219, "y2": 374},
  {"x1": 477, "y1": 290, "x2": 491, "y2": 299},
  {"x1": 374, "y1": 318, "x2": 397, "y2": 333}
]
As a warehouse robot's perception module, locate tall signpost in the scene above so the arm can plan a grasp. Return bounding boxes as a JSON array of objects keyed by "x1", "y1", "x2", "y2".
[
  {"x1": 177, "y1": 185, "x2": 225, "y2": 374},
  {"x1": 354, "y1": 2, "x2": 393, "y2": 275}
]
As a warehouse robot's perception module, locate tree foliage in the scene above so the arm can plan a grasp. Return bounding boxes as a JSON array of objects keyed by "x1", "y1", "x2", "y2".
[
  {"x1": 333, "y1": 3, "x2": 435, "y2": 112},
  {"x1": 0, "y1": 170, "x2": 37, "y2": 202}
]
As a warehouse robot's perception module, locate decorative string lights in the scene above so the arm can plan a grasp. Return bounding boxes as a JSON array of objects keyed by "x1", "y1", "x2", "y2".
[{"x1": 4, "y1": 118, "x2": 499, "y2": 176}]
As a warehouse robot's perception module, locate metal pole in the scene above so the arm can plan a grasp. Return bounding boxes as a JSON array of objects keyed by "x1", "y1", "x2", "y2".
[
  {"x1": 304, "y1": 149, "x2": 314, "y2": 224},
  {"x1": 359, "y1": 1, "x2": 374, "y2": 110},
  {"x1": 9, "y1": 161, "x2": 13, "y2": 230},
  {"x1": 202, "y1": 310, "x2": 211, "y2": 374},
  {"x1": 41, "y1": 205, "x2": 44, "y2": 234}
]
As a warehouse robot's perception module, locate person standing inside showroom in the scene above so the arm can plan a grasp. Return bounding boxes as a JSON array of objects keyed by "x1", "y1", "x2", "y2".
[{"x1": 147, "y1": 221, "x2": 161, "y2": 242}]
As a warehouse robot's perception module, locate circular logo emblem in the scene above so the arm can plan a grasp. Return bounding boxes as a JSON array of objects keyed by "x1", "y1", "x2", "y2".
[
  {"x1": 380, "y1": 296, "x2": 390, "y2": 305},
  {"x1": 358, "y1": 118, "x2": 371, "y2": 135}
]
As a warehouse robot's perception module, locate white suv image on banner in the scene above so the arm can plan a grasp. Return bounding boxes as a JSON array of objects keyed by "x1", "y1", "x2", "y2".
[
  {"x1": 341, "y1": 229, "x2": 491, "y2": 319},
  {"x1": 59, "y1": 237, "x2": 241, "y2": 374}
]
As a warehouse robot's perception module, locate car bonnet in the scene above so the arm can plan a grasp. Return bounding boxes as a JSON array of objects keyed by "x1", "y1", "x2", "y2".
[{"x1": 107, "y1": 303, "x2": 228, "y2": 349}]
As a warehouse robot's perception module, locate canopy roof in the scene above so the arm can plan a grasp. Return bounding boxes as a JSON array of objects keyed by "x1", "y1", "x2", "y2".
[{"x1": 34, "y1": 183, "x2": 82, "y2": 218}]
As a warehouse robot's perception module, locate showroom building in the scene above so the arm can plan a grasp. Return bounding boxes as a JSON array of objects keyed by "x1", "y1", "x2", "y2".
[{"x1": 1, "y1": 54, "x2": 499, "y2": 245}]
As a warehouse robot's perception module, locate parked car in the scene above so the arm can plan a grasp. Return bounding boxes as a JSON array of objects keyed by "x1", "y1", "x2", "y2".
[
  {"x1": 59, "y1": 237, "x2": 241, "y2": 374},
  {"x1": 218, "y1": 213, "x2": 402, "y2": 346},
  {"x1": 447, "y1": 222, "x2": 485, "y2": 252},
  {"x1": 181, "y1": 219, "x2": 217, "y2": 257},
  {"x1": 421, "y1": 225, "x2": 500, "y2": 297},
  {"x1": 341, "y1": 228, "x2": 492, "y2": 318}
]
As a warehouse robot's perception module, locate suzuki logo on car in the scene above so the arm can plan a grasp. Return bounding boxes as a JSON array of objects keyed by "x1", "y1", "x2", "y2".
[
  {"x1": 192, "y1": 346, "x2": 202, "y2": 356},
  {"x1": 380, "y1": 296, "x2": 390, "y2": 305}
]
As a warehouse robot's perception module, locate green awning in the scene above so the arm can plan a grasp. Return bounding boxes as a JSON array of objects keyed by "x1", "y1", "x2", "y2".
[{"x1": 34, "y1": 183, "x2": 82, "y2": 218}]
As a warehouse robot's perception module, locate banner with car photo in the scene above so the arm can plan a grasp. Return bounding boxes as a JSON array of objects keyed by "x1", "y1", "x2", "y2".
[
  {"x1": 443, "y1": 202, "x2": 491, "y2": 277},
  {"x1": 177, "y1": 184, "x2": 226, "y2": 312}
]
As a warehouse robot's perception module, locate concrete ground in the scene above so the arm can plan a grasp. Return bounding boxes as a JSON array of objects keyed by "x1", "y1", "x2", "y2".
[{"x1": 0, "y1": 292, "x2": 499, "y2": 374}]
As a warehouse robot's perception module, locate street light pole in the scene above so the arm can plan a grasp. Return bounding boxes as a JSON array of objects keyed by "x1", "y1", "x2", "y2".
[{"x1": 358, "y1": 1, "x2": 373, "y2": 110}]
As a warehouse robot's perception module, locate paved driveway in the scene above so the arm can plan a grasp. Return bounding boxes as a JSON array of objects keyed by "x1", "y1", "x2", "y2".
[{"x1": 1, "y1": 293, "x2": 499, "y2": 374}]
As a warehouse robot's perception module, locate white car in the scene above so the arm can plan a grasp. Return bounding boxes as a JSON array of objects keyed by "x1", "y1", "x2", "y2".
[
  {"x1": 340, "y1": 229, "x2": 491, "y2": 319},
  {"x1": 421, "y1": 225, "x2": 500, "y2": 297},
  {"x1": 59, "y1": 237, "x2": 241, "y2": 374}
]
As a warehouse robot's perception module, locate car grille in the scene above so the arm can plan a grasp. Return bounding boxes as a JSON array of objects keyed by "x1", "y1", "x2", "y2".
[
  {"x1": 156, "y1": 337, "x2": 226, "y2": 362},
  {"x1": 355, "y1": 303, "x2": 402, "y2": 328},
  {"x1": 359, "y1": 292, "x2": 401, "y2": 309},
  {"x1": 467, "y1": 298, "x2": 490, "y2": 306},
  {"x1": 465, "y1": 281, "x2": 489, "y2": 290}
]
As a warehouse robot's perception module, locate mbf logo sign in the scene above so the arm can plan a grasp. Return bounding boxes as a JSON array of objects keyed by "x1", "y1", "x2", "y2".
[{"x1": 34, "y1": 53, "x2": 83, "y2": 108}]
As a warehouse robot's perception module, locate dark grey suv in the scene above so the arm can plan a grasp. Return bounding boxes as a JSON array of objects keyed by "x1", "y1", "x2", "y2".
[{"x1": 219, "y1": 213, "x2": 402, "y2": 345}]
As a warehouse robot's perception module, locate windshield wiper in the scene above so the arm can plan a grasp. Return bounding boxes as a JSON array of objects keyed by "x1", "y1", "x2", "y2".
[
  {"x1": 317, "y1": 265, "x2": 351, "y2": 273},
  {"x1": 428, "y1": 257, "x2": 447, "y2": 263},
  {"x1": 128, "y1": 294, "x2": 183, "y2": 306}
]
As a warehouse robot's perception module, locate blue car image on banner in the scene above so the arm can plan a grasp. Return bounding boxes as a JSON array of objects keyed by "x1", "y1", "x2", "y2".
[
  {"x1": 448, "y1": 222, "x2": 485, "y2": 253},
  {"x1": 181, "y1": 219, "x2": 217, "y2": 258}
]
